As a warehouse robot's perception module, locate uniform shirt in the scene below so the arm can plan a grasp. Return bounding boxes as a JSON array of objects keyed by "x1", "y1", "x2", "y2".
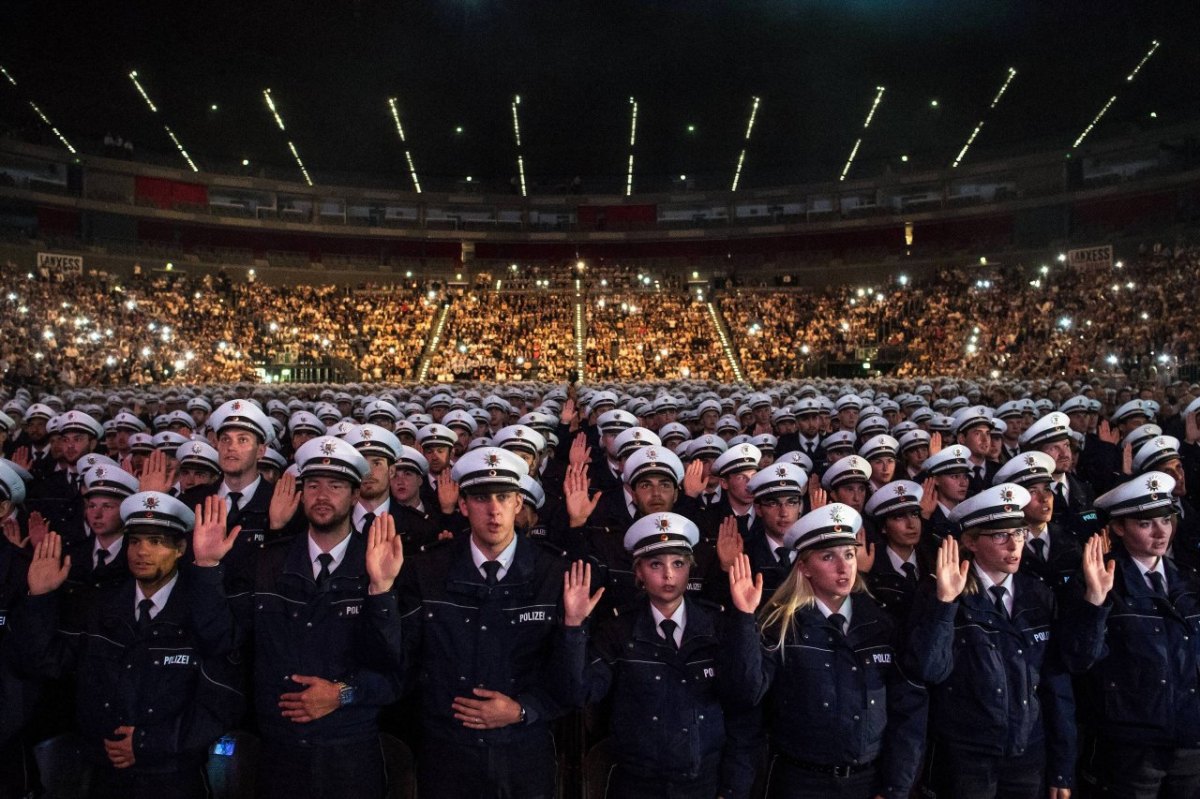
[
  {"x1": 1131, "y1": 555, "x2": 1168, "y2": 594},
  {"x1": 1051, "y1": 474, "x2": 1070, "y2": 505},
  {"x1": 218, "y1": 477, "x2": 261, "y2": 512},
  {"x1": 886, "y1": 546, "x2": 918, "y2": 573},
  {"x1": 766, "y1": 532, "x2": 793, "y2": 565},
  {"x1": 624, "y1": 487, "x2": 637, "y2": 519},
  {"x1": 701, "y1": 485, "x2": 724, "y2": 507},
  {"x1": 134, "y1": 571, "x2": 179, "y2": 621},
  {"x1": 93, "y1": 537, "x2": 122, "y2": 569},
  {"x1": 470, "y1": 535, "x2": 517, "y2": 582},
  {"x1": 307, "y1": 532, "x2": 352, "y2": 580},
  {"x1": 814, "y1": 596, "x2": 853, "y2": 633},
  {"x1": 649, "y1": 601, "x2": 687, "y2": 647},
  {"x1": 1026, "y1": 525, "x2": 1051, "y2": 557},
  {"x1": 353, "y1": 498, "x2": 392, "y2": 532},
  {"x1": 973, "y1": 565, "x2": 1015, "y2": 616}
]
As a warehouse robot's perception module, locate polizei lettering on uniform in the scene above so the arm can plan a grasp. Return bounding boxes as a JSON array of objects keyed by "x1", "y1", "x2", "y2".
[
  {"x1": 518, "y1": 610, "x2": 547, "y2": 623},
  {"x1": 161, "y1": 654, "x2": 191, "y2": 666}
]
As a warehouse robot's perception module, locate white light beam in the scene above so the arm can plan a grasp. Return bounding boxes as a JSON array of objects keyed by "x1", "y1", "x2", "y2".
[
  {"x1": 387, "y1": 98, "x2": 423, "y2": 193},
  {"x1": 953, "y1": 68, "x2": 1018, "y2": 168},
  {"x1": 128, "y1": 71, "x2": 157, "y2": 113},
  {"x1": 1074, "y1": 41, "x2": 1161, "y2": 148},
  {"x1": 261, "y1": 89, "x2": 312, "y2": 185},
  {"x1": 731, "y1": 96, "x2": 761, "y2": 192},
  {"x1": 625, "y1": 97, "x2": 638, "y2": 196},
  {"x1": 839, "y1": 86, "x2": 885, "y2": 181},
  {"x1": 512, "y1": 95, "x2": 527, "y2": 197}
]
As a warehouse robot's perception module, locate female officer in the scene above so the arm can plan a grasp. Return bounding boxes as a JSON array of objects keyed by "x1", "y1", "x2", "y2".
[
  {"x1": 724, "y1": 503, "x2": 926, "y2": 799},
  {"x1": 1060, "y1": 471, "x2": 1200, "y2": 797},
  {"x1": 556, "y1": 512, "x2": 756, "y2": 799},
  {"x1": 863, "y1": 480, "x2": 930, "y2": 623},
  {"x1": 905, "y1": 483, "x2": 1076, "y2": 799}
]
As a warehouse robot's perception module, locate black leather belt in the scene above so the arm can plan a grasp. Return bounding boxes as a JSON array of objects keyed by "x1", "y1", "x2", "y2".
[{"x1": 777, "y1": 752, "x2": 876, "y2": 778}]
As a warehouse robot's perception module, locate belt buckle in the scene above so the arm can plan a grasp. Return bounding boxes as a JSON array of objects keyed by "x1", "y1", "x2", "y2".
[{"x1": 832, "y1": 764, "x2": 852, "y2": 778}]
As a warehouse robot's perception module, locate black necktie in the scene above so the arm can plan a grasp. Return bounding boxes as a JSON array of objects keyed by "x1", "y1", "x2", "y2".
[
  {"x1": 901, "y1": 562, "x2": 917, "y2": 583},
  {"x1": 1054, "y1": 483, "x2": 1068, "y2": 510},
  {"x1": 1147, "y1": 571, "x2": 1167, "y2": 598},
  {"x1": 659, "y1": 619, "x2": 679, "y2": 649},
  {"x1": 360, "y1": 511, "x2": 376, "y2": 535},
  {"x1": 974, "y1": 466, "x2": 984, "y2": 483},
  {"x1": 989, "y1": 585, "x2": 1009, "y2": 619},
  {"x1": 69, "y1": 472, "x2": 81, "y2": 492},
  {"x1": 95, "y1": 548, "x2": 110, "y2": 570},
  {"x1": 775, "y1": 546, "x2": 791, "y2": 566},
  {"x1": 1029, "y1": 538, "x2": 1047, "y2": 562},
  {"x1": 136, "y1": 598, "x2": 155, "y2": 633},
  {"x1": 316, "y1": 553, "x2": 333, "y2": 587},
  {"x1": 482, "y1": 560, "x2": 502, "y2": 586},
  {"x1": 227, "y1": 491, "x2": 243, "y2": 524},
  {"x1": 828, "y1": 613, "x2": 847, "y2": 638}
]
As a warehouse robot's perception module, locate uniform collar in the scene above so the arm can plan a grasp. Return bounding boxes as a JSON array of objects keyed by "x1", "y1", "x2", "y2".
[
  {"x1": 308, "y1": 531, "x2": 353, "y2": 579},
  {"x1": 470, "y1": 534, "x2": 518, "y2": 581},
  {"x1": 134, "y1": 571, "x2": 179, "y2": 620},
  {"x1": 886, "y1": 546, "x2": 917, "y2": 572}
]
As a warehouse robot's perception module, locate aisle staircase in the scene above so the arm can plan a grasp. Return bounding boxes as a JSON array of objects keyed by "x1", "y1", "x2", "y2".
[
  {"x1": 415, "y1": 301, "x2": 452, "y2": 382},
  {"x1": 705, "y1": 300, "x2": 747, "y2": 383},
  {"x1": 573, "y1": 279, "x2": 587, "y2": 383}
]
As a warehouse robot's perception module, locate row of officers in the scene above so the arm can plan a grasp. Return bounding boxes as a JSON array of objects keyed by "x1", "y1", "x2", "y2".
[{"x1": 0, "y1": 395, "x2": 1197, "y2": 798}]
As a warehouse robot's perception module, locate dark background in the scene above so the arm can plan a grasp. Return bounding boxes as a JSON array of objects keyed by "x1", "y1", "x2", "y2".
[{"x1": 1, "y1": 0, "x2": 1196, "y2": 191}]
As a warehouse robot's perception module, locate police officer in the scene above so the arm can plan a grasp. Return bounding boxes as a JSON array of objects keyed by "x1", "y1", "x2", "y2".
[
  {"x1": 386, "y1": 444, "x2": 443, "y2": 553},
  {"x1": 905, "y1": 484, "x2": 1076, "y2": 798},
  {"x1": 995, "y1": 452, "x2": 1082, "y2": 595},
  {"x1": 555, "y1": 513, "x2": 756, "y2": 798},
  {"x1": 1060, "y1": 472, "x2": 1200, "y2": 797},
  {"x1": 1019, "y1": 412, "x2": 1096, "y2": 537},
  {"x1": 863, "y1": 480, "x2": 929, "y2": 622},
  {"x1": 396, "y1": 446, "x2": 570, "y2": 798},
  {"x1": 724, "y1": 503, "x2": 927, "y2": 798},
  {"x1": 710, "y1": 462, "x2": 809, "y2": 610},
  {"x1": 12, "y1": 491, "x2": 242, "y2": 799},
  {"x1": 191, "y1": 435, "x2": 406, "y2": 799},
  {"x1": 183, "y1": 399, "x2": 277, "y2": 591},
  {"x1": 343, "y1": 423, "x2": 404, "y2": 536}
]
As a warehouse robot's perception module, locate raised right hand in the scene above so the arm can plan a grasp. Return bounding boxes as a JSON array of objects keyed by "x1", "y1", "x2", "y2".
[
  {"x1": 1081, "y1": 534, "x2": 1115, "y2": 606},
  {"x1": 562, "y1": 560, "x2": 604, "y2": 626},
  {"x1": 192, "y1": 495, "x2": 240, "y2": 567},
  {"x1": 934, "y1": 536, "x2": 970, "y2": 602},
  {"x1": 268, "y1": 470, "x2": 302, "y2": 530},
  {"x1": 27, "y1": 531, "x2": 70, "y2": 595},
  {"x1": 728, "y1": 554, "x2": 763, "y2": 614},
  {"x1": 716, "y1": 515, "x2": 743, "y2": 572},
  {"x1": 564, "y1": 463, "x2": 602, "y2": 528}
]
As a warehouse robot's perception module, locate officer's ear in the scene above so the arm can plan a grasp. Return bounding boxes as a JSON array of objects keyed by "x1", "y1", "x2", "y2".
[
  {"x1": 173, "y1": 537, "x2": 188, "y2": 558},
  {"x1": 0, "y1": 500, "x2": 12, "y2": 520},
  {"x1": 256, "y1": 441, "x2": 267, "y2": 460}
]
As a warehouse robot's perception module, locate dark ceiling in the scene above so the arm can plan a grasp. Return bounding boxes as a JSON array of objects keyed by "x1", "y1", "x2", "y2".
[{"x1": 2, "y1": 0, "x2": 1196, "y2": 194}]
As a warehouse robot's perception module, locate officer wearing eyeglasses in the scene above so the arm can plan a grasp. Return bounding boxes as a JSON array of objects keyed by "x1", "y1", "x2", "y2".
[{"x1": 905, "y1": 483, "x2": 1077, "y2": 798}]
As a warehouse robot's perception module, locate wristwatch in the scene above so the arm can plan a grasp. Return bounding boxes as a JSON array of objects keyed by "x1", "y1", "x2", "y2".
[{"x1": 335, "y1": 681, "x2": 357, "y2": 708}]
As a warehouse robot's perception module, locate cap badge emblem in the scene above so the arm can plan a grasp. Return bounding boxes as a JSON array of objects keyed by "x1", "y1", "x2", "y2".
[
  {"x1": 231, "y1": 401, "x2": 242, "y2": 411},
  {"x1": 633, "y1": 430, "x2": 643, "y2": 440},
  {"x1": 894, "y1": 484, "x2": 907, "y2": 496},
  {"x1": 485, "y1": 453, "x2": 501, "y2": 467},
  {"x1": 776, "y1": 467, "x2": 787, "y2": 477},
  {"x1": 94, "y1": 467, "x2": 105, "y2": 478},
  {"x1": 830, "y1": 507, "x2": 845, "y2": 524},
  {"x1": 1000, "y1": 488, "x2": 1014, "y2": 503},
  {"x1": 1024, "y1": 455, "x2": 1036, "y2": 467},
  {"x1": 656, "y1": 516, "x2": 672, "y2": 531},
  {"x1": 741, "y1": 445, "x2": 752, "y2": 455},
  {"x1": 361, "y1": 428, "x2": 372, "y2": 439},
  {"x1": 1147, "y1": 476, "x2": 1161, "y2": 494},
  {"x1": 144, "y1": 496, "x2": 159, "y2": 510},
  {"x1": 646, "y1": 448, "x2": 658, "y2": 459},
  {"x1": 192, "y1": 443, "x2": 203, "y2": 454},
  {"x1": 320, "y1": 440, "x2": 337, "y2": 455}
]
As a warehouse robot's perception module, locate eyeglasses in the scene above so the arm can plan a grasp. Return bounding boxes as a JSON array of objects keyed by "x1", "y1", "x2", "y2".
[{"x1": 983, "y1": 529, "x2": 1028, "y2": 544}]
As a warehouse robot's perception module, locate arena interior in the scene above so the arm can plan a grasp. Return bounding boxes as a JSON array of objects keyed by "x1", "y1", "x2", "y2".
[{"x1": 2, "y1": 2, "x2": 1200, "y2": 798}]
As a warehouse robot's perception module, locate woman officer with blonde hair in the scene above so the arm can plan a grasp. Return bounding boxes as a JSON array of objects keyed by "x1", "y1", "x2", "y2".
[{"x1": 724, "y1": 503, "x2": 927, "y2": 799}]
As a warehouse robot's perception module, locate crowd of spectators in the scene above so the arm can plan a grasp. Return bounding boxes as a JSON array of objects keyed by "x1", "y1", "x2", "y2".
[
  {"x1": 722, "y1": 240, "x2": 1199, "y2": 382},
  {"x1": 4, "y1": 239, "x2": 1199, "y2": 393},
  {"x1": 429, "y1": 292, "x2": 577, "y2": 382},
  {"x1": 0, "y1": 264, "x2": 435, "y2": 391},
  {"x1": 585, "y1": 292, "x2": 729, "y2": 381}
]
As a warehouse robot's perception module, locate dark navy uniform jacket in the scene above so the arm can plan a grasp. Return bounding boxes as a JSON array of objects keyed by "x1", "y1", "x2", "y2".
[
  {"x1": 11, "y1": 567, "x2": 243, "y2": 772},
  {"x1": 396, "y1": 535, "x2": 571, "y2": 747},
  {"x1": 1017, "y1": 523, "x2": 1082, "y2": 597},
  {"x1": 1059, "y1": 552, "x2": 1200, "y2": 748},
  {"x1": 903, "y1": 574, "x2": 1077, "y2": 790},
  {"x1": 723, "y1": 592, "x2": 927, "y2": 799},
  {"x1": 220, "y1": 533, "x2": 404, "y2": 746},
  {"x1": 551, "y1": 596, "x2": 757, "y2": 798}
]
